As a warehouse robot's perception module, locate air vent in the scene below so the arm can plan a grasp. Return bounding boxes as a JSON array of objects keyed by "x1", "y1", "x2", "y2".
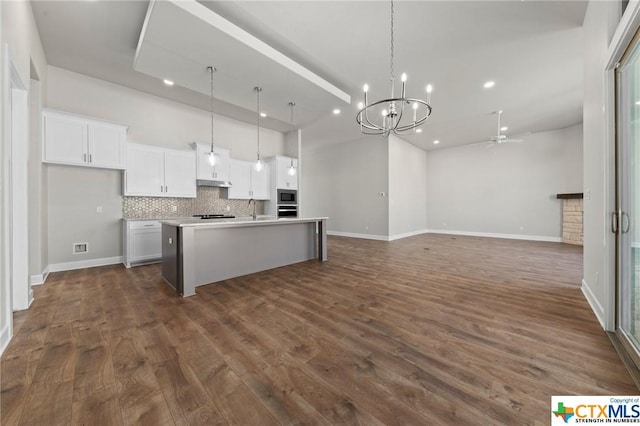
[{"x1": 73, "y1": 243, "x2": 88, "y2": 254}]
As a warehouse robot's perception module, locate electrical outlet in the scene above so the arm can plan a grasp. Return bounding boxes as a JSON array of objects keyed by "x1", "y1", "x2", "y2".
[
  {"x1": 379, "y1": 192, "x2": 386, "y2": 197},
  {"x1": 73, "y1": 242, "x2": 88, "y2": 254},
  {"x1": 171, "y1": 205, "x2": 177, "y2": 212},
  {"x1": 96, "y1": 206, "x2": 103, "y2": 213},
  {"x1": 226, "y1": 205, "x2": 231, "y2": 212}
]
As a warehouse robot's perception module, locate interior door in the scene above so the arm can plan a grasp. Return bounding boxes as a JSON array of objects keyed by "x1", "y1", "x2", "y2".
[{"x1": 616, "y1": 35, "x2": 640, "y2": 360}]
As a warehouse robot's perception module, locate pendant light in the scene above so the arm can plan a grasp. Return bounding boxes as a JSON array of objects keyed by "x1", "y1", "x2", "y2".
[
  {"x1": 254, "y1": 87, "x2": 263, "y2": 172},
  {"x1": 356, "y1": 0, "x2": 433, "y2": 136},
  {"x1": 207, "y1": 66, "x2": 217, "y2": 166},
  {"x1": 288, "y1": 101, "x2": 296, "y2": 176}
]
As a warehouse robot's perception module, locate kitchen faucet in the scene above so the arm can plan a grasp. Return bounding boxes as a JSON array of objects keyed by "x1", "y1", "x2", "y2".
[{"x1": 248, "y1": 198, "x2": 257, "y2": 220}]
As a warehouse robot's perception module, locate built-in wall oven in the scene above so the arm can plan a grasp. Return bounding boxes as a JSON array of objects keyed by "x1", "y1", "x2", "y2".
[
  {"x1": 278, "y1": 205, "x2": 298, "y2": 218},
  {"x1": 277, "y1": 189, "x2": 298, "y2": 218}
]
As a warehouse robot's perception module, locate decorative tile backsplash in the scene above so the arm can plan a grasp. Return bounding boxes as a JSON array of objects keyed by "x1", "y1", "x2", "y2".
[{"x1": 123, "y1": 187, "x2": 265, "y2": 219}]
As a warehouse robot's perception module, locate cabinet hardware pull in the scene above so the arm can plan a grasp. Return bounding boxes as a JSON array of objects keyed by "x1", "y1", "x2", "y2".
[
  {"x1": 83, "y1": 153, "x2": 87, "y2": 162},
  {"x1": 161, "y1": 185, "x2": 163, "y2": 192},
  {"x1": 165, "y1": 185, "x2": 168, "y2": 193},
  {"x1": 89, "y1": 154, "x2": 92, "y2": 163},
  {"x1": 612, "y1": 211, "x2": 619, "y2": 234}
]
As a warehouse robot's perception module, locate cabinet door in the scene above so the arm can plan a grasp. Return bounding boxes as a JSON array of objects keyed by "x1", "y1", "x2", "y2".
[
  {"x1": 164, "y1": 150, "x2": 196, "y2": 197},
  {"x1": 251, "y1": 162, "x2": 271, "y2": 200},
  {"x1": 228, "y1": 159, "x2": 252, "y2": 199},
  {"x1": 214, "y1": 148, "x2": 231, "y2": 182},
  {"x1": 43, "y1": 113, "x2": 87, "y2": 165},
  {"x1": 87, "y1": 122, "x2": 125, "y2": 169},
  {"x1": 130, "y1": 229, "x2": 162, "y2": 262},
  {"x1": 276, "y1": 157, "x2": 298, "y2": 189},
  {"x1": 125, "y1": 144, "x2": 164, "y2": 196}
]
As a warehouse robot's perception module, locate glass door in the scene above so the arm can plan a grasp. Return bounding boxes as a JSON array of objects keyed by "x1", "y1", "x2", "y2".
[{"x1": 617, "y1": 37, "x2": 640, "y2": 355}]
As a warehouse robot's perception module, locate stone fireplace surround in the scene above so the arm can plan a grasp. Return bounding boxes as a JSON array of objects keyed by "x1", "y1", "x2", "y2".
[{"x1": 556, "y1": 193, "x2": 583, "y2": 246}]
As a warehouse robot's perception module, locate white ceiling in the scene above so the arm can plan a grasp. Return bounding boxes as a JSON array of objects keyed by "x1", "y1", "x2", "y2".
[{"x1": 31, "y1": 0, "x2": 587, "y2": 151}]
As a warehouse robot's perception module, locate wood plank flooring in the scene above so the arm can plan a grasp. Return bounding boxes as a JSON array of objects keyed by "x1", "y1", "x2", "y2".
[{"x1": 1, "y1": 234, "x2": 637, "y2": 425}]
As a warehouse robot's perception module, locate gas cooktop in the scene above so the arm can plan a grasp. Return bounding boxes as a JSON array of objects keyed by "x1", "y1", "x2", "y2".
[{"x1": 193, "y1": 214, "x2": 236, "y2": 220}]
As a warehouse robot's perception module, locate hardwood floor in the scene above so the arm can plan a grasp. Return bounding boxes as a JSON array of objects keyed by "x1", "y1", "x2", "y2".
[{"x1": 1, "y1": 234, "x2": 636, "y2": 425}]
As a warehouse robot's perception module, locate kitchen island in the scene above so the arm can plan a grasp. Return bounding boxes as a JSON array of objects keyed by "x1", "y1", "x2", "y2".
[{"x1": 161, "y1": 217, "x2": 328, "y2": 297}]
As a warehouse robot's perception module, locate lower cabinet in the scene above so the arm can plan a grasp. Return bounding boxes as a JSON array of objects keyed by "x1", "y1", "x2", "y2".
[{"x1": 123, "y1": 220, "x2": 162, "y2": 267}]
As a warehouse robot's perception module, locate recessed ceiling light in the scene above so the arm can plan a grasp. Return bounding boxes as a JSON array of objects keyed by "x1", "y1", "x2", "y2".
[
  {"x1": 333, "y1": 109, "x2": 341, "y2": 115},
  {"x1": 260, "y1": 112, "x2": 267, "y2": 117},
  {"x1": 416, "y1": 129, "x2": 423, "y2": 133},
  {"x1": 433, "y1": 140, "x2": 440, "y2": 144},
  {"x1": 501, "y1": 126, "x2": 508, "y2": 131},
  {"x1": 483, "y1": 81, "x2": 495, "y2": 89},
  {"x1": 635, "y1": 101, "x2": 640, "y2": 105},
  {"x1": 163, "y1": 79, "x2": 174, "y2": 86}
]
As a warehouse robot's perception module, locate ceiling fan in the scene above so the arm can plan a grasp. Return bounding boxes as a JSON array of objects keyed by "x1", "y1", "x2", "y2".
[{"x1": 486, "y1": 110, "x2": 523, "y2": 146}]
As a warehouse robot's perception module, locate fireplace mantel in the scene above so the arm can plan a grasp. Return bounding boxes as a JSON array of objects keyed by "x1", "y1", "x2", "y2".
[{"x1": 556, "y1": 193, "x2": 584, "y2": 199}]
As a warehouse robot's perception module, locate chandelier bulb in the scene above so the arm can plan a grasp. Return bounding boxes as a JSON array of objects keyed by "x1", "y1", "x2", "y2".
[
  {"x1": 412, "y1": 102, "x2": 419, "y2": 110},
  {"x1": 401, "y1": 73, "x2": 407, "y2": 82},
  {"x1": 426, "y1": 84, "x2": 433, "y2": 93},
  {"x1": 363, "y1": 84, "x2": 369, "y2": 93},
  {"x1": 382, "y1": 109, "x2": 388, "y2": 117}
]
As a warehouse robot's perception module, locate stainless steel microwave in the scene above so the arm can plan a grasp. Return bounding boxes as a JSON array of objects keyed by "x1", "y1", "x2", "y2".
[{"x1": 277, "y1": 189, "x2": 297, "y2": 204}]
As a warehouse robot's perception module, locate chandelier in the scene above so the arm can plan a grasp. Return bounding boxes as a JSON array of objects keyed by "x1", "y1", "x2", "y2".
[
  {"x1": 207, "y1": 66, "x2": 217, "y2": 166},
  {"x1": 356, "y1": 0, "x2": 433, "y2": 137}
]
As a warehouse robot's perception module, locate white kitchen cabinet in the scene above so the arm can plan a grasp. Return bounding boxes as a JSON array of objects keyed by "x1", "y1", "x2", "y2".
[
  {"x1": 125, "y1": 143, "x2": 196, "y2": 198},
  {"x1": 123, "y1": 220, "x2": 162, "y2": 267},
  {"x1": 193, "y1": 143, "x2": 230, "y2": 182},
  {"x1": 275, "y1": 156, "x2": 298, "y2": 189},
  {"x1": 227, "y1": 159, "x2": 270, "y2": 200},
  {"x1": 43, "y1": 109, "x2": 127, "y2": 169}
]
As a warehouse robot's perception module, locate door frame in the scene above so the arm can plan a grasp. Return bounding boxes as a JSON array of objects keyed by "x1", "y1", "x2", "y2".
[
  {"x1": 1, "y1": 45, "x2": 31, "y2": 354},
  {"x1": 604, "y1": 2, "x2": 640, "y2": 385}
]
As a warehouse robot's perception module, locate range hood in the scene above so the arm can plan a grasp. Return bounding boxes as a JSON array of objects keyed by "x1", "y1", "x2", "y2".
[{"x1": 196, "y1": 179, "x2": 232, "y2": 188}]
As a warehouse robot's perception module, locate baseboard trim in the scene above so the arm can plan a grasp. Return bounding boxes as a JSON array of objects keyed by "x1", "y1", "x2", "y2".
[
  {"x1": 48, "y1": 256, "x2": 123, "y2": 273},
  {"x1": 582, "y1": 278, "x2": 606, "y2": 329},
  {"x1": 327, "y1": 231, "x2": 389, "y2": 241},
  {"x1": 0, "y1": 322, "x2": 12, "y2": 356},
  {"x1": 425, "y1": 229, "x2": 562, "y2": 243},
  {"x1": 30, "y1": 266, "x2": 49, "y2": 286},
  {"x1": 388, "y1": 229, "x2": 429, "y2": 241}
]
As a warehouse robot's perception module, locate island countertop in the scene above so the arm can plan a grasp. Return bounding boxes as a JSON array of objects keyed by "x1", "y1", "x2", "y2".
[{"x1": 161, "y1": 216, "x2": 328, "y2": 228}]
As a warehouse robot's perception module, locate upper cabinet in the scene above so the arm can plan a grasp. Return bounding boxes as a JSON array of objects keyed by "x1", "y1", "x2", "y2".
[
  {"x1": 193, "y1": 143, "x2": 230, "y2": 182},
  {"x1": 227, "y1": 159, "x2": 270, "y2": 200},
  {"x1": 125, "y1": 143, "x2": 196, "y2": 198},
  {"x1": 273, "y1": 156, "x2": 298, "y2": 190},
  {"x1": 43, "y1": 109, "x2": 127, "y2": 169}
]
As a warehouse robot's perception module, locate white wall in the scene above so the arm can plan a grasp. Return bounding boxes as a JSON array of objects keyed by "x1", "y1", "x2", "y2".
[
  {"x1": 301, "y1": 137, "x2": 389, "y2": 238},
  {"x1": 582, "y1": 0, "x2": 621, "y2": 329},
  {"x1": 426, "y1": 124, "x2": 583, "y2": 240},
  {"x1": 388, "y1": 135, "x2": 427, "y2": 238},
  {"x1": 45, "y1": 66, "x2": 287, "y2": 266}
]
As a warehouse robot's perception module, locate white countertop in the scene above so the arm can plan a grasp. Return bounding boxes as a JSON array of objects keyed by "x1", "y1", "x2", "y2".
[{"x1": 161, "y1": 216, "x2": 328, "y2": 228}]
